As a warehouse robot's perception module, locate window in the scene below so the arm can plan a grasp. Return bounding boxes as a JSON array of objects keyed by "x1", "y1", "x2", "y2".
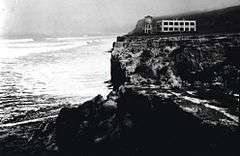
[
  {"x1": 164, "y1": 27, "x2": 168, "y2": 31},
  {"x1": 174, "y1": 28, "x2": 179, "y2": 31},
  {"x1": 157, "y1": 21, "x2": 162, "y2": 26},
  {"x1": 190, "y1": 28, "x2": 195, "y2": 31},
  {"x1": 169, "y1": 27, "x2": 173, "y2": 31},
  {"x1": 146, "y1": 24, "x2": 152, "y2": 29},
  {"x1": 174, "y1": 22, "x2": 179, "y2": 25},
  {"x1": 185, "y1": 22, "x2": 189, "y2": 26},
  {"x1": 190, "y1": 22, "x2": 195, "y2": 25},
  {"x1": 180, "y1": 28, "x2": 184, "y2": 31},
  {"x1": 185, "y1": 27, "x2": 189, "y2": 31},
  {"x1": 180, "y1": 22, "x2": 184, "y2": 25},
  {"x1": 164, "y1": 22, "x2": 168, "y2": 25},
  {"x1": 169, "y1": 22, "x2": 173, "y2": 25}
]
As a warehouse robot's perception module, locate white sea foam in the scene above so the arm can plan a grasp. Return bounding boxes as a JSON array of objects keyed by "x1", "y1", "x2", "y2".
[
  {"x1": 0, "y1": 38, "x2": 34, "y2": 44},
  {"x1": 0, "y1": 115, "x2": 58, "y2": 128},
  {"x1": 0, "y1": 36, "x2": 114, "y2": 126},
  {"x1": 55, "y1": 37, "x2": 85, "y2": 41},
  {"x1": 0, "y1": 38, "x2": 88, "y2": 58}
]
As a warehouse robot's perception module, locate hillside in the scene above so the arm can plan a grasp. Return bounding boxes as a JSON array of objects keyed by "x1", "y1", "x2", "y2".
[{"x1": 131, "y1": 5, "x2": 240, "y2": 35}]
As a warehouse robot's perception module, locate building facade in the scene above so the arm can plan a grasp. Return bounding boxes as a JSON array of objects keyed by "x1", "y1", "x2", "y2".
[
  {"x1": 143, "y1": 16, "x2": 197, "y2": 34},
  {"x1": 144, "y1": 16, "x2": 154, "y2": 34},
  {"x1": 160, "y1": 20, "x2": 197, "y2": 32}
]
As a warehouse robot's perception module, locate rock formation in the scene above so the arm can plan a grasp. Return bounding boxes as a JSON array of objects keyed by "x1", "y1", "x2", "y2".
[{"x1": 55, "y1": 33, "x2": 240, "y2": 156}]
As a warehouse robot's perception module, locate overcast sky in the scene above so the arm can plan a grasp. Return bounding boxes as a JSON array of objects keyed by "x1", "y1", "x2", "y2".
[{"x1": 0, "y1": 0, "x2": 240, "y2": 36}]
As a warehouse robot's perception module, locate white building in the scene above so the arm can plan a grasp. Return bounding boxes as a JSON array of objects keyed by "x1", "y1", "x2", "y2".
[
  {"x1": 160, "y1": 20, "x2": 197, "y2": 32},
  {"x1": 143, "y1": 16, "x2": 197, "y2": 34},
  {"x1": 144, "y1": 16, "x2": 154, "y2": 34}
]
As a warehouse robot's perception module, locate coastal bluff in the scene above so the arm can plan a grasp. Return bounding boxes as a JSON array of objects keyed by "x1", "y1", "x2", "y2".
[
  {"x1": 55, "y1": 33, "x2": 240, "y2": 156},
  {"x1": 1, "y1": 33, "x2": 238, "y2": 156}
]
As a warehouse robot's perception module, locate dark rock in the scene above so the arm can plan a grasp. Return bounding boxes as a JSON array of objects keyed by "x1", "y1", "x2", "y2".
[
  {"x1": 54, "y1": 33, "x2": 240, "y2": 156},
  {"x1": 55, "y1": 95, "x2": 118, "y2": 155},
  {"x1": 55, "y1": 89, "x2": 239, "y2": 156}
]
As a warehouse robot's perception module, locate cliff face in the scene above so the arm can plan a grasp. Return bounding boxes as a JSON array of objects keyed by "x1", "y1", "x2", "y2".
[
  {"x1": 112, "y1": 34, "x2": 239, "y2": 93},
  {"x1": 54, "y1": 33, "x2": 239, "y2": 156},
  {"x1": 111, "y1": 33, "x2": 239, "y2": 124}
]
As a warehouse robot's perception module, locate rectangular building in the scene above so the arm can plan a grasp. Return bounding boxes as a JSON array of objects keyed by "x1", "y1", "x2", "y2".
[
  {"x1": 143, "y1": 16, "x2": 197, "y2": 34},
  {"x1": 160, "y1": 20, "x2": 197, "y2": 32}
]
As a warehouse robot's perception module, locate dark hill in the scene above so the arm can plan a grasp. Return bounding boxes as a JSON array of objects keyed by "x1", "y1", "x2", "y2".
[{"x1": 131, "y1": 5, "x2": 240, "y2": 34}]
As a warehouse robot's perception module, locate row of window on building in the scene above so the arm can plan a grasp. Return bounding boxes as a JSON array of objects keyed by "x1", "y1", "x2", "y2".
[
  {"x1": 143, "y1": 16, "x2": 197, "y2": 34},
  {"x1": 162, "y1": 27, "x2": 195, "y2": 32},
  {"x1": 161, "y1": 21, "x2": 196, "y2": 26}
]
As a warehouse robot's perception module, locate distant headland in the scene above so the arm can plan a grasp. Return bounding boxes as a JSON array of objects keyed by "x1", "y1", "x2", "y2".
[{"x1": 130, "y1": 5, "x2": 240, "y2": 35}]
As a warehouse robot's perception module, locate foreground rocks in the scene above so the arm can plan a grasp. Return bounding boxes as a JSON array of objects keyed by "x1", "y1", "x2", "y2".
[
  {"x1": 55, "y1": 33, "x2": 239, "y2": 155},
  {"x1": 56, "y1": 95, "x2": 118, "y2": 155},
  {"x1": 55, "y1": 88, "x2": 239, "y2": 156},
  {"x1": 0, "y1": 117, "x2": 58, "y2": 156}
]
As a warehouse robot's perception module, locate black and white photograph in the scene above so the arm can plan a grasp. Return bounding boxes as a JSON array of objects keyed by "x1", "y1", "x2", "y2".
[{"x1": 0, "y1": 0, "x2": 239, "y2": 155}]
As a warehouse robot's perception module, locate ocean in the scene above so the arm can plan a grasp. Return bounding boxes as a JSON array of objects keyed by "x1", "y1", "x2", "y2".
[{"x1": 0, "y1": 36, "x2": 115, "y2": 127}]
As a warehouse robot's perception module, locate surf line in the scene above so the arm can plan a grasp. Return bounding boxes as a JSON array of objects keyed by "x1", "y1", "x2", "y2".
[{"x1": 0, "y1": 115, "x2": 58, "y2": 128}]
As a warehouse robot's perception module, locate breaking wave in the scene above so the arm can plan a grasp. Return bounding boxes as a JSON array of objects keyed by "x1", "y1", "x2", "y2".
[{"x1": 0, "y1": 37, "x2": 89, "y2": 58}]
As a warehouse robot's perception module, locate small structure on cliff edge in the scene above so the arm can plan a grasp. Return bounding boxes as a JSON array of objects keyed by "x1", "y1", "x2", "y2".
[
  {"x1": 113, "y1": 36, "x2": 128, "y2": 50},
  {"x1": 144, "y1": 15, "x2": 197, "y2": 34}
]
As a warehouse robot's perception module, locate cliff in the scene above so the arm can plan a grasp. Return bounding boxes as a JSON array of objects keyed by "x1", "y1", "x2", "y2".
[
  {"x1": 2, "y1": 33, "x2": 238, "y2": 156},
  {"x1": 3, "y1": 33, "x2": 239, "y2": 156},
  {"x1": 54, "y1": 33, "x2": 240, "y2": 156},
  {"x1": 110, "y1": 33, "x2": 240, "y2": 128},
  {"x1": 130, "y1": 5, "x2": 240, "y2": 35}
]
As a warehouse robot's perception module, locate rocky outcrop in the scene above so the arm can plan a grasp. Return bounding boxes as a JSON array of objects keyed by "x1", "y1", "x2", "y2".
[
  {"x1": 110, "y1": 55, "x2": 127, "y2": 89},
  {"x1": 54, "y1": 33, "x2": 240, "y2": 155},
  {"x1": 112, "y1": 34, "x2": 240, "y2": 95},
  {"x1": 55, "y1": 87, "x2": 239, "y2": 156},
  {"x1": 0, "y1": 117, "x2": 58, "y2": 156}
]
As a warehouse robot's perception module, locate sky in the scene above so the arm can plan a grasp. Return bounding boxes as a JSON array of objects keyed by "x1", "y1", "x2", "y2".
[{"x1": 0, "y1": 0, "x2": 240, "y2": 36}]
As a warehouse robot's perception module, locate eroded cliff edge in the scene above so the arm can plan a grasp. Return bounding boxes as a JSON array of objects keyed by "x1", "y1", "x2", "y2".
[{"x1": 55, "y1": 33, "x2": 239, "y2": 156}]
